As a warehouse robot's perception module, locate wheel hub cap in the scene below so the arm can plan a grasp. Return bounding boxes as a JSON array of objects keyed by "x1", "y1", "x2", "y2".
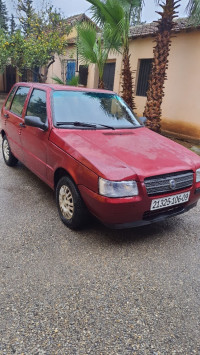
[
  {"x1": 3, "y1": 140, "x2": 9, "y2": 161},
  {"x1": 59, "y1": 185, "x2": 74, "y2": 219}
]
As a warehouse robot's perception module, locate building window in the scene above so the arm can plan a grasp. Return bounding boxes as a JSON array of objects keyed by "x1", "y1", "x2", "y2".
[
  {"x1": 136, "y1": 59, "x2": 152, "y2": 97},
  {"x1": 79, "y1": 65, "x2": 88, "y2": 86},
  {"x1": 103, "y1": 62, "x2": 116, "y2": 91}
]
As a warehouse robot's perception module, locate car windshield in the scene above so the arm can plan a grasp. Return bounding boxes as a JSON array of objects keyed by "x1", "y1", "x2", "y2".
[{"x1": 52, "y1": 91, "x2": 141, "y2": 129}]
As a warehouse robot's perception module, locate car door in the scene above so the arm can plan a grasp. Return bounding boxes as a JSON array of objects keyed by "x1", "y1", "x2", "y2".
[
  {"x1": 2, "y1": 86, "x2": 30, "y2": 162},
  {"x1": 1, "y1": 86, "x2": 16, "y2": 132},
  {"x1": 20, "y1": 88, "x2": 50, "y2": 181}
]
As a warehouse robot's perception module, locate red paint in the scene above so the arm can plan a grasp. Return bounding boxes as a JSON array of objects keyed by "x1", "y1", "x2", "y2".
[{"x1": 1, "y1": 82, "x2": 200, "y2": 228}]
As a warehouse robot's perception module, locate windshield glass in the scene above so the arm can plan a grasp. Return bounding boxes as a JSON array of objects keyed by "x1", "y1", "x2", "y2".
[{"x1": 52, "y1": 91, "x2": 141, "y2": 129}]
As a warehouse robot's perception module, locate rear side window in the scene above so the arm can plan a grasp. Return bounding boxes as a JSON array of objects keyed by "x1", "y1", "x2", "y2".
[
  {"x1": 10, "y1": 86, "x2": 30, "y2": 116},
  {"x1": 5, "y1": 87, "x2": 16, "y2": 110},
  {"x1": 26, "y1": 89, "x2": 47, "y2": 123}
]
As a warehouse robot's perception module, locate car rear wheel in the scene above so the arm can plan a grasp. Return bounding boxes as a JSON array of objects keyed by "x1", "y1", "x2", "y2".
[
  {"x1": 2, "y1": 135, "x2": 18, "y2": 166},
  {"x1": 56, "y1": 176, "x2": 88, "y2": 230}
]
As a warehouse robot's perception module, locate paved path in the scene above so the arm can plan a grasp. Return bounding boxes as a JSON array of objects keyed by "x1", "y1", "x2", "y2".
[{"x1": 0, "y1": 133, "x2": 200, "y2": 354}]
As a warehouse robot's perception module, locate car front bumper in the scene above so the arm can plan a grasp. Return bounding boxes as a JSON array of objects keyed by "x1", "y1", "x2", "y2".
[{"x1": 79, "y1": 185, "x2": 200, "y2": 229}]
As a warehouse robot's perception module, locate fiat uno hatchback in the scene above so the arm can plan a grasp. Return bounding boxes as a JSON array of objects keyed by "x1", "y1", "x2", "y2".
[{"x1": 1, "y1": 83, "x2": 200, "y2": 229}]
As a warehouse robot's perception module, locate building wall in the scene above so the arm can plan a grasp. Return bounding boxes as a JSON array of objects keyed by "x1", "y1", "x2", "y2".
[
  {"x1": 46, "y1": 53, "x2": 63, "y2": 84},
  {"x1": 98, "y1": 32, "x2": 200, "y2": 143},
  {"x1": 129, "y1": 32, "x2": 200, "y2": 142},
  {"x1": 160, "y1": 31, "x2": 200, "y2": 142},
  {"x1": 46, "y1": 44, "x2": 78, "y2": 84}
]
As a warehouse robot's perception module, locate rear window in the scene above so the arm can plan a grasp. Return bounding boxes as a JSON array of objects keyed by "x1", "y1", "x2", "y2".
[{"x1": 10, "y1": 86, "x2": 30, "y2": 117}]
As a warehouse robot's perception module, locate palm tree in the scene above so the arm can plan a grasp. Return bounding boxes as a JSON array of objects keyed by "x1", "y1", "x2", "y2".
[
  {"x1": 86, "y1": 0, "x2": 143, "y2": 110},
  {"x1": 77, "y1": 22, "x2": 117, "y2": 89},
  {"x1": 143, "y1": 0, "x2": 181, "y2": 133},
  {"x1": 143, "y1": 0, "x2": 200, "y2": 133}
]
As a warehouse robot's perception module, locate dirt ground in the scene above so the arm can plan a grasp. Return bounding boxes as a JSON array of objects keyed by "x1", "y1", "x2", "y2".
[{"x1": 162, "y1": 134, "x2": 200, "y2": 156}]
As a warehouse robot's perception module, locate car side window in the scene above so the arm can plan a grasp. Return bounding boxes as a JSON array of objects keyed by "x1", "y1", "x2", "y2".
[
  {"x1": 10, "y1": 86, "x2": 30, "y2": 117},
  {"x1": 5, "y1": 87, "x2": 17, "y2": 110},
  {"x1": 26, "y1": 89, "x2": 47, "y2": 123}
]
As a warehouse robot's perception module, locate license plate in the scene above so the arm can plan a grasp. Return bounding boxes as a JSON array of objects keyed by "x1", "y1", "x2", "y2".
[{"x1": 150, "y1": 192, "x2": 190, "y2": 211}]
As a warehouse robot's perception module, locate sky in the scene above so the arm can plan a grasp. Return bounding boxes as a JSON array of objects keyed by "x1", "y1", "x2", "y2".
[{"x1": 7, "y1": 0, "x2": 189, "y2": 24}]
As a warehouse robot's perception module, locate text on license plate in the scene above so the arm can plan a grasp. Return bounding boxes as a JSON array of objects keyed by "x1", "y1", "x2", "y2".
[{"x1": 150, "y1": 192, "x2": 190, "y2": 211}]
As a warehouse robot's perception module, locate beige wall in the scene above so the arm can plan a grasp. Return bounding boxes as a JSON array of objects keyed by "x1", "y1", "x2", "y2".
[
  {"x1": 46, "y1": 45, "x2": 78, "y2": 84},
  {"x1": 100, "y1": 33, "x2": 200, "y2": 143},
  {"x1": 161, "y1": 32, "x2": 200, "y2": 142},
  {"x1": 46, "y1": 53, "x2": 63, "y2": 84},
  {"x1": 67, "y1": 27, "x2": 77, "y2": 40},
  {"x1": 130, "y1": 32, "x2": 200, "y2": 143}
]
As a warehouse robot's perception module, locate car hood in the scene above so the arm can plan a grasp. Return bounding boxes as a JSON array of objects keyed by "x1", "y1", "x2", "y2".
[{"x1": 50, "y1": 127, "x2": 200, "y2": 181}]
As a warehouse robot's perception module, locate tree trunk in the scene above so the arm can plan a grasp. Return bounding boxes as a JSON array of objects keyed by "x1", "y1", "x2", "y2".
[
  {"x1": 98, "y1": 78, "x2": 105, "y2": 89},
  {"x1": 143, "y1": 0, "x2": 180, "y2": 133},
  {"x1": 38, "y1": 56, "x2": 55, "y2": 83},
  {"x1": 121, "y1": 48, "x2": 136, "y2": 111}
]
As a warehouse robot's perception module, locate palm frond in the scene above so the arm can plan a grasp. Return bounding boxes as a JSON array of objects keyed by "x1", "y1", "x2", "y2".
[
  {"x1": 87, "y1": 0, "x2": 125, "y2": 28},
  {"x1": 186, "y1": 0, "x2": 200, "y2": 21},
  {"x1": 52, "y1": 76, "x2": 65, "y2": 85},
  {"x1": 77, "y1": 22, "x2": 110, "y2": 81},
  {"x1": 77, "y1": 23, "x2": 98, "y2": 64}
]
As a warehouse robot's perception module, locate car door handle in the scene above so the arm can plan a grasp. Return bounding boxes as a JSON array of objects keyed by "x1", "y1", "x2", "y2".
[
  {"x1": 19, "y1": 123, "x2": 26, "y2": 128},
  {"x1": 4, "y1": 113, "x2": 9, "y2": 118}
]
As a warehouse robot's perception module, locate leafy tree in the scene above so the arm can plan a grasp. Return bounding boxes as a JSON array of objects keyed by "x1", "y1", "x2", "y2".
[
  {"x1": 0, "y1": 0, "x2": 8, "y2": 31},
  {"x1": 10, "y1": 14, "x2": 16, "y2": 35},
  {"x1": 17, "y1": 0, "x2": 34, "y2": 35},
  {"x1": 86, "y1": 0, "x2": 143, "y2": 110},
  {"x1": 9, "y1": 6, "x2": 69, "y2": 82},
  {"x1": 0, "y1": 29, "x2": 10, "y2": 72}
]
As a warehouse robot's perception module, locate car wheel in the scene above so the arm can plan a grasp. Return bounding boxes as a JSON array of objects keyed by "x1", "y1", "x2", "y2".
[
  {"x1": 56, "y1": 176, "x2": 88, "y2": 230},
  {"x1": 2, "y1": 135, "x2": 18, "y2": 166}
]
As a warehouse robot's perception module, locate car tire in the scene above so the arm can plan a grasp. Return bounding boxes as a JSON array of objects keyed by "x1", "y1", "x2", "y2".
[
  {"x1": 2, "y1": 135, "x2": 18, "y2": 167},
  {"x1": 56, "y1": 176, "x2": 89, "y2": 230}
]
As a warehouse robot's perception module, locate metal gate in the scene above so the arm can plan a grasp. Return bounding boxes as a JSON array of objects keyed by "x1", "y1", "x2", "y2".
[{"x1": 6, "y1": 65, "x2": 16, "y2": 92}]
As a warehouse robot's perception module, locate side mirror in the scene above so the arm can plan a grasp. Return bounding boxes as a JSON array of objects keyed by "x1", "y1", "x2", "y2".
[
  {"x1": 25, "y1": 116, "x2": 48, "y2": 131},
  {"x1": 138, "y1": 116, "x2": 147, "y2": 126}
]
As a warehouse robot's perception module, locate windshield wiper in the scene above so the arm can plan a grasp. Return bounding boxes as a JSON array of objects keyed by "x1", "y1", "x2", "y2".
[
  {"x1": 56, "y1": 121, "x2": 97, "y2": 128},
  {"x1": 95, "y1": 123, "x2": 115, "y2": 130},
  {"x1": 56, "y1": 121, "x2": 115, "y2": 130}
]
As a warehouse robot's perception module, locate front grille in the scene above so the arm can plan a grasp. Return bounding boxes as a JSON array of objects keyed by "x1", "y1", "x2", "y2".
[{"x1": 144, "y1": 171, "x2": 194, "y2": 197}]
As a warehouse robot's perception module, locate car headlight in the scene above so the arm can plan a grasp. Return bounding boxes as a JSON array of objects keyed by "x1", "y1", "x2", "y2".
[
  {"x1": 99, "y1": 177, "x2": 139, "y2": 198},
  {"x1": 196, "y1": 168, "x2": 200, "y2": 183}
]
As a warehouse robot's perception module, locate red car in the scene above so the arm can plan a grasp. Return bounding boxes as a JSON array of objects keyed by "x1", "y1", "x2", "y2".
[{"x1": 1, "y1": 82, "x2": 200, "y2": 229}]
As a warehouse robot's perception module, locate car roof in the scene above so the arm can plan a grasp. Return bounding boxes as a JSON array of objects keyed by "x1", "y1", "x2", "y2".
[{"x1": 15, "y1": 82, "x2": 115, "y2": 94}]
